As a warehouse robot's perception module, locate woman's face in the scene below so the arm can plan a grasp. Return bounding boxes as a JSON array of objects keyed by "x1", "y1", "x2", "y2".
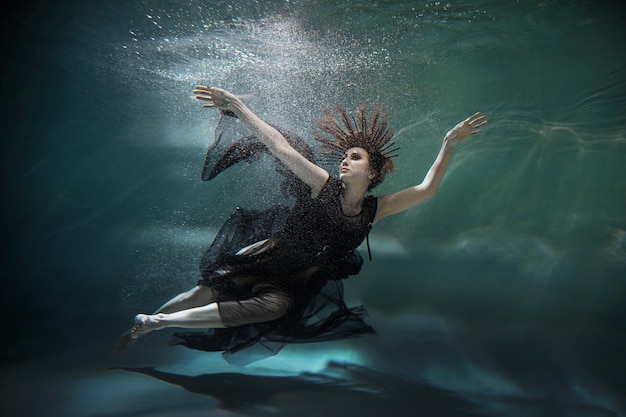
[{"x1": 339, "y1": 147, "x2": 375, "y2": 184}]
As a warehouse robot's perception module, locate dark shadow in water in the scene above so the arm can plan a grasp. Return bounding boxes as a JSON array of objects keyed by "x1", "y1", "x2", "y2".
[{"x1": 115, "y1": 361, "x2": 484, "y2": 417}]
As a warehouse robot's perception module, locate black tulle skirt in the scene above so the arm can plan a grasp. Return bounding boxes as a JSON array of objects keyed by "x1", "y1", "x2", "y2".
[
  {"x1": 170, "y1": 279, "x2": 374, "y2": 365},
  {"x1": 170, "y1": 205, "x2": 375, "y2": 365}
]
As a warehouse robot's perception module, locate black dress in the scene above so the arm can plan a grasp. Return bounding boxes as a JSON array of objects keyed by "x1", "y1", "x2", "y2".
[{"x1": 170, "y1": 112, "x2": 377, "y2": 364}]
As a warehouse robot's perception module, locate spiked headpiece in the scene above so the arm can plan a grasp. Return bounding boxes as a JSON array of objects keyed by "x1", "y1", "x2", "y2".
[{"x1": 313, "y1": 102, "x2": 398, "y2": 190}]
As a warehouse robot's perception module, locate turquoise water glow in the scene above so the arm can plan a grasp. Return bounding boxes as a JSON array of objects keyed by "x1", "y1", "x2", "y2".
[{"x1": 2, "y1": 1, "x2": 625, "y2": 416}]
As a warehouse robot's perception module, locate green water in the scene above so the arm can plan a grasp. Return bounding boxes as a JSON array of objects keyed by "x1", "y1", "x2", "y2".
[{"x1": 2, "y1": 1, "x2": 625, "y2": 416}]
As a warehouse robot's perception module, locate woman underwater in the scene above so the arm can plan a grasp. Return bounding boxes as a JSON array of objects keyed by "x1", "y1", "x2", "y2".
[{"x1": 114, "y1": 86, "x2": 487, "y2": 359}]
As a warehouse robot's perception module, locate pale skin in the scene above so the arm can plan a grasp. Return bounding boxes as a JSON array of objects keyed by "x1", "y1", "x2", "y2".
[{"x1": 119, "y1": 86, "x2": 487, "y2": 347}]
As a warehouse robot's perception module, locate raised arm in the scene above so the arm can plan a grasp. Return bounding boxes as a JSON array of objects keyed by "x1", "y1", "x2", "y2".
[
  {"x1": 194, "y1": 85, "x2": 329, "y2": 196},
  {"x1": 374, "y1": 112, "x2": 487, "y2": 223}
]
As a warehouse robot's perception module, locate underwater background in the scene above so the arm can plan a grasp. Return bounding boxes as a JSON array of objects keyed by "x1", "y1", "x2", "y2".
[{"x1": 2, "y1": 0, "x2": 625, "y2": 416}]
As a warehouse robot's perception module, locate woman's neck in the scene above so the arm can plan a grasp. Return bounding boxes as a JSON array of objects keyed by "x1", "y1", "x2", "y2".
[{"x1": 340, "y1": 183, "x2": 367, "y2": 215}]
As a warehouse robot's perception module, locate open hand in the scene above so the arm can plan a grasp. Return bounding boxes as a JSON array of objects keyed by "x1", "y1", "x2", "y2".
[
  {"x1": 193, "y1": 85, "x2": 240, "y2": 111},
  {"x1": 446, "y1": 112, "x2": 488, "y2": 146}
]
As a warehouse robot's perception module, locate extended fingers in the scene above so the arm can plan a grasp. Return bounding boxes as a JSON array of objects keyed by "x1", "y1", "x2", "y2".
[
  {"x1": 193, "y1": 85, "x2": 215, "y2": 96},
  {"x1": 193, "y1": 87, "x2": 212, "y2": 98},
  {"x1": 457, "y1": 113, "x2": 486, "y2": 135},
  {"x1": 194, "y1": 84, "x2": 210, "y2": 92},
  {"x1": 467, "y1": 113, "x2": 488, "y2": 133},
  {"x1": 470, "y1": 121, "x2": 487, "y2": 133},
  {"x1": 472, "y1": 117, "x2": 488, "y2": 127},
  {"x1": 193, "y1": 85, "x2": 217, "y2": 107},
  {"x1": 467, "y1": 112, "x2": 486, "y2": 123},
  {"x1": 195, "y1": 96, "x2": 216, "y2": 107}
]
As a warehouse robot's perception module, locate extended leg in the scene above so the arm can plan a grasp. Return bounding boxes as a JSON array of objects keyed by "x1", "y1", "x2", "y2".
[
  {"x1": 130, "y1": 285, "x2": 221, "y2": 339},
  {"x1": 131, "y1": 302, "x2": 224, "y2": 339},
  {"x1": 131, "y1": 288, "x2": 293, "y2": 338},
  {"x1": 112, "y1": 284, "x2": 217, "y2": 354},
  {"x1": 154, "y1": 284, "x2": 217, "y2": 314},
  {"x1": 153, "y1": 272, "x2": 255, "y2": 314}
]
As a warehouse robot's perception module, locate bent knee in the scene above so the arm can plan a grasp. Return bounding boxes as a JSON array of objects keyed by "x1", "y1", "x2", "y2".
[
  {"x1": 219, "y1": 291, "x2": 293, "y2": 327},
  {"x1": 257, "y1": 291, "x2": 292, "y2": 319},
  {"x1": 176, "y1": 285, "x2": 218, "y2": 307}
]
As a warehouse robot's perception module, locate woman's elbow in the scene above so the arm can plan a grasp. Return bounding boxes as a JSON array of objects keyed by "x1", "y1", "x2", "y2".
[
  {"x1": 419, "y1": 183, "x2": 438, "y2": 199},
  {"x1": 426, "y1": 187, "x2": 438, "y2": 198}
]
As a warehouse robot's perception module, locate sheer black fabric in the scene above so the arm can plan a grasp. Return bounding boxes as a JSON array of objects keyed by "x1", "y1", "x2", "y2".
[
  {"x1": 197, "y1": 205, "x2": 290, "y2": 285},
  {"x1": 201, "y1": 110, "x2": 314, "y2": 207},
  {"x1": 170, "y1": 280, "x2": 375, "y2": 365},
  {"x1": 172, "y1": 111, "x2": 376, "y2": 363}
]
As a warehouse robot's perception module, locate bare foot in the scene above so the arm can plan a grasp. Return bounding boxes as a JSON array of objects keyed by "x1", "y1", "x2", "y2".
[
  {"x1": 130, "y1": 314, "x2": 162, "y2": 339},
  {"x1": 111, "y1": 314, "x2": 165, "y2": 354}
]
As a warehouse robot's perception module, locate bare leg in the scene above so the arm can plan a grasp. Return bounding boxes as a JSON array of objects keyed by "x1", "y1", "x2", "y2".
[
  {"x1": 112, "y1": 275, "x2": 268, "y2": 354},
  {"x1": 131, "y1": 302, "x2": 225, "y2": 339},
  {"x1": 129, "y1": 288, "x2": 292, "y2": 339},
  {"x1": 153, "y1": 273, "x2": 255, "y2": 314},
  {"x1": 112, "y1": 285, "x2": 218, "y2": 354},
  {"x1": 154, "y1": 285, "x2": 218, "y2": 314}
]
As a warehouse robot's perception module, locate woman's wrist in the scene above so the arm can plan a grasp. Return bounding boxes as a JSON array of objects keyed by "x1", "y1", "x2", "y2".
[
  {"x1": 228, "y1": 98, "x2": 246, "y2": 117},
  {"x1": 444, "y1": 132, "x2": 458, "y2": 149}
]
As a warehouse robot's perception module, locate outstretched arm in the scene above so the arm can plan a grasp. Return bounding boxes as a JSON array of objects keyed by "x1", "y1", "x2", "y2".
[
  {"x1": 194, "y1": 85, "x2": 329, "y2": 196},
  {"x1": 374, "y1": 112, "x2": 487, "y2": 223}
]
